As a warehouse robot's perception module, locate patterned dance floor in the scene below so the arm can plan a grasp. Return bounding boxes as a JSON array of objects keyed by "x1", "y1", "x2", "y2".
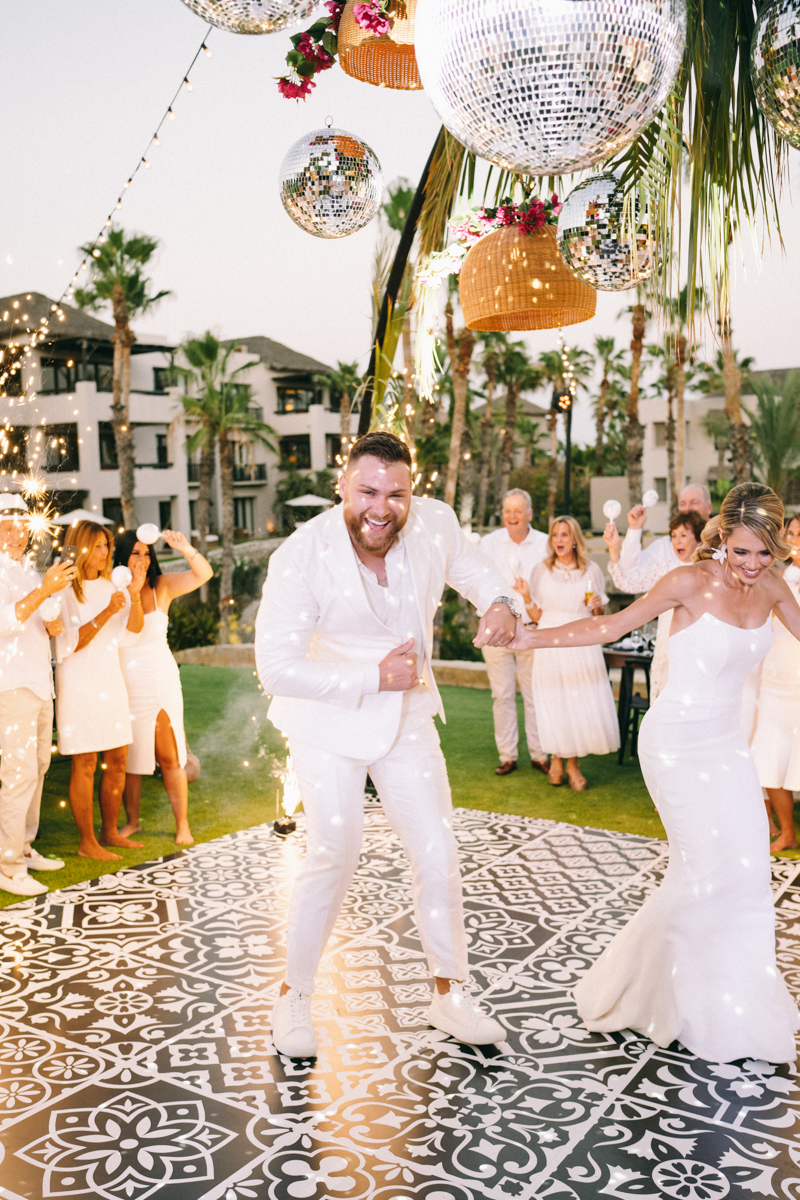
[{"x1": 1, "y1": 803, "x2": 799, "y2": 1199}]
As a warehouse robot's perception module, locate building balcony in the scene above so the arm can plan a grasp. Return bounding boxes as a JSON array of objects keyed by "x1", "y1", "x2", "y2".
[{"x1": 187, "y1": 462, "x2": 267, "y2": 484}]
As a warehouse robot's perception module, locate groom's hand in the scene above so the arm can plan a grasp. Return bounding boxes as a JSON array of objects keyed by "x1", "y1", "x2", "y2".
[
  {"x1": 474, "y1": 602, "x2": 517, "y2": 649},
  {"x1": 379, "y1": 639, "x2": 419, "y2": 691}
]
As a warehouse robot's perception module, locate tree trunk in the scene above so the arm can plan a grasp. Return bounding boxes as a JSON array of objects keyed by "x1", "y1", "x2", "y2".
[
  {"x1": 443, "y1": 303, "x2": 475, "y2": 509},
  {"x1": 111, "y1": 283, "x2": 137, "y2": 529},
  {"x1": 674, "y1": 333, "x2": 687, "y2": 500},
  {"x1": 218, "y1": 429, "x2": 236, "y2": 644},
  {"x1": 625, "y1": 303, "x2": 647, "y2": 506},
  {"x1": 195, "y1": 435, "x2": 215, "y2": 603},
  {"x1": 458, "y1": 425, "x2": 475, "y2": 527},
  {"x1": 547, "y1": 410, "x2": 559, "y2": 524},
  {"x1": 340, "y1": 392, "x2": 351, "y2": 459},
  {"x1": 498, "y1": 382, "x2": 521, "y2": 501},
  {"x1": 720, "y1": 311, "x2": 751, "y2": 483},
  {"x1": 665, "y1": 366, "x2": 677, "y2": 514},
  {"x1": 476, "y1": 361, "x2": 497, "y2": 529},
  {"x1": 402, "y1": 315, "x2": 417, "y2": 460},
  {"x1": 595, "y1": 374, "x2": 609, "y2": 475}
]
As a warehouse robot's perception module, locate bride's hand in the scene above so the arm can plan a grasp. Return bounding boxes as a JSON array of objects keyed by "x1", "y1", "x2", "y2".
[{"x1": 490, "y1": 620, "x2": 538, "y2": 652}]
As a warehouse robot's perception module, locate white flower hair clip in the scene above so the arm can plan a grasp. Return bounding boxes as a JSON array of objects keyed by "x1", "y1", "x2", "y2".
[{"x1": 712, "y1": 542, "x2": 728, "y2": 563}]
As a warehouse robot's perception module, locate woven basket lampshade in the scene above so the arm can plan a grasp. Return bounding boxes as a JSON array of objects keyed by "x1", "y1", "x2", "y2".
[
  {"x1": 460, "y1": 225, "x2": 597, "y2": 331},
  {"x1": 337, "y1": 0, "x2": 422, "y2": 90}
]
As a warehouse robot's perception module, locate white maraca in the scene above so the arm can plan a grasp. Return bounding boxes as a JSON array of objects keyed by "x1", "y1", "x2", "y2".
[
  {"x1": 137, "y1": 523, "x2": 160, "y2": 545},
  {"x1": 603, "y1": 499, "x2": 622, "y2": 522},
  {"x1": 642, "y1": 489, "x2": 660, "y2": 509},
  {"x1": 39, "y1": 595, "x2": 62, "y2": 622},
  {"x1": 111, "y1": 565, "x2": 133, "y2": 589}
]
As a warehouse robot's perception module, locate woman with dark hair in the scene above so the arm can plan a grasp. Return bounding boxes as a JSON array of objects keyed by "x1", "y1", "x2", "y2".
[{"x1": 113, "y1": 529, "x2": 212, "y2": 845}]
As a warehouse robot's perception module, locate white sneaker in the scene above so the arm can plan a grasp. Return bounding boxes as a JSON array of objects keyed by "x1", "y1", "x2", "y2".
[
  {"x1": 24, "y1": 849, "x2": 65, "y2": 872},
  {"x1": 0, "y1": 871, "x2": 48, "y2": 897},
  {"x1": 271, "y1": 987, "x2": 318, "y2": 1058},
  {"x1": 428, "y1": 982, "x2": 505, "y2": 1045}
]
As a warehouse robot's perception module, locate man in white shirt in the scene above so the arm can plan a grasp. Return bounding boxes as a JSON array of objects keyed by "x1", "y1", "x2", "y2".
[
  {"x1": 480, "y1": 489, "x2": 549, "y2": 775},
  {"x1": 0, "y1": 495, "x2": 76, "y2": 896},
  {"x1": 256, "y1": 431, "x2": 518, "y2": 1058},
  {"x1": 618, "y1": 484, "x2": 714, "y2": 576}
]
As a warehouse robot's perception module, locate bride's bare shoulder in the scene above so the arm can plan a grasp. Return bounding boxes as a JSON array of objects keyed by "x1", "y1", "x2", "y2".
[{"x1": 659, "y1": 560, "x2": 717, "y2": 596}]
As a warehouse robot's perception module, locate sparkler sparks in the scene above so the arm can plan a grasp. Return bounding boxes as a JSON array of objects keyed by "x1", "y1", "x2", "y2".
[
  {"x1": 19, "y1": 472, "x2": 48, "y2": 502},
  {"x1": 26, "y1": 504, "x2": 59, "y2": 547}
]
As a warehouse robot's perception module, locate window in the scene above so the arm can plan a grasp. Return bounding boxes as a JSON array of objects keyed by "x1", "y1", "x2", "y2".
[
  {"x1": 156, "y1": 434, "x2": 169, "y2": 467},
  {"x1": 326, "y1": 434, "x2": 342, "y2": 467},
  {"x1": 234, "y1": 497, "x2": 254, "y2": 534},
  {"x1": 102, "y1": 498, "x2": 123, "y2": 530},
  {"x1": 159, "y1": 500, "x2": 172, "y2": 529},
  {"x1": 279, "y1": 435, "x2": 311, "y2": 470},
  {"x1": 654, "y1": 478, "x2": 668, "y2": 503},
  {"x1": 41, "y1": 424, "x2": 79, "y2": 472},
  {"x1": 277, "y1": 386, "x2": 317, "y2": 414},
  {"x1": 99, "y1": 423, "x2": 118, "y2": 470},
  {"x1": 41, "y1": 358, "x2": 113, "y2": 393},
  {"x1": 654, "y1": 422, "x2": 666, "y2": 447},
  {"x1": 0, "y1": 426, "x2": 28, "y2": 473},
  {"x1": 189, "y1": 500, "x2": 196, "y2": 532},
  {"x1": 248, "y1": 405, "x2": 264, "y2": 422},
  {"x1": 153, "y1": 367, "x2": 175, "y2": 392}
]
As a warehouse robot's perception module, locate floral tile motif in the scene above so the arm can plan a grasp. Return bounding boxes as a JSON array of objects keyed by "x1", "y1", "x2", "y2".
[{"x1": 0, "y1": 806, "x2": 797, "y2": 1199}]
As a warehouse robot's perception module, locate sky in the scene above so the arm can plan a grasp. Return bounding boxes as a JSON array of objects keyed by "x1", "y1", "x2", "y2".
[{"x1": 5, "y1": 0, "x2": 800, "y2": 445}]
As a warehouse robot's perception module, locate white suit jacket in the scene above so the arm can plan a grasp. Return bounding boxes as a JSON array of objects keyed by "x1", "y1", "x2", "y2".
[{"x1": 255, "y1": 497, "x2": 508, "y2": 760}]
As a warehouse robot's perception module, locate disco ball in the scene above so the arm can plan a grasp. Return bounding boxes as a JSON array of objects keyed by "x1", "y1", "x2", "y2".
[
  {"x1": 414, "y1": 0, "x2": 687, "y2": 174},
  {"x1": 279, "y1": 128, "x2": 383, "y2": 238},
  {"x1": 557, "y1": 173, "x2": 658, "y2": 291},
  {"x1": 751, "y1": 0, "x2": 800, "y2": 149},
  {"x1": 179, "y1": 0, "x2": 318, "y2": 34}
]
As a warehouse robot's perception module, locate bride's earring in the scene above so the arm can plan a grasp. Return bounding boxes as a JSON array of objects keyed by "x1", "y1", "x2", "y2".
[{"x1": 712, "y1": 541, "x2": 727, "y2": 563}]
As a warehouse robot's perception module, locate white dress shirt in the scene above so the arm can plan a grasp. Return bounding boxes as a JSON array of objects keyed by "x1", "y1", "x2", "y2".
[
  {"x1": 618, "y1": 528, "x2": 680, "y2": 582},
  {"x1": 0, "y1": 552, "x2": 54, "y2": 701},
  {"x1": 481, "y1": 525, "x2": 549, "y2": 624}
]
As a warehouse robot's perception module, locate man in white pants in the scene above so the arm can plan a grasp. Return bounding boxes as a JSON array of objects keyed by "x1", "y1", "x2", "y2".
[
  {"x1": 480, "y1": 489, "x2": 549, "y2": 776},
  {"x1": 618, "y1": 484, "x2": 713, "y2": 575},
  {"x1": 256, "y1": 431, "x2": 518, "y2": 1058},
  {"x1": 0, "y1": 494, "x2": 76, "y2": 896}
]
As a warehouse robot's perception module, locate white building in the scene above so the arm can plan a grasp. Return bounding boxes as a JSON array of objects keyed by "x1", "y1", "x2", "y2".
[{"x1": 0, "y1": 292, "x2": 344, "y2": 539}]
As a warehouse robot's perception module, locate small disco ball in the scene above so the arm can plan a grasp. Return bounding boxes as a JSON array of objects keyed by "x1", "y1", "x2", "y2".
[
  {"x1": 179, "y1": 0, "x2": 318, "y2": 34},
  {"x1": 751, "y1": 0, "x2": 800, "y2": 149},
  {"x1": 557, "y1": 173, "x2": 658, "y2": 291},
  {"x1": 279, "y1": 128, "x2": 383, "y2": 239},
  {"x1": 414, "y1": 0, "x2": 687, "y2": 174}
]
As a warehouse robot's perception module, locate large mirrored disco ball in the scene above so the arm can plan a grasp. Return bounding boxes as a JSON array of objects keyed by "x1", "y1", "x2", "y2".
[
  {"x1": 557, "y1": 173, "x2": 658, "y2": 291},
  {"x1": 280, "y1": 128, "x2": 383, "y2": 238},
  {"x1": 179, "y1": 0, "x2": 319, "y2": 34},
  {"x1": 414, "y1": 0, "x2": 687, "y2": 174},
  {"x1": 751, "y1": 0, "x2": 800, "y2": 149}
]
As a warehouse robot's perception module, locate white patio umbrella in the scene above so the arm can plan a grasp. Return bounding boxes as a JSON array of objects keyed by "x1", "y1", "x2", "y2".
[
  {"x1": 283, "y1": 494, "x2": 334, "y2": 507},
  {"x1": 53, "y1": 509, "x2": 115, "y2": 526}
]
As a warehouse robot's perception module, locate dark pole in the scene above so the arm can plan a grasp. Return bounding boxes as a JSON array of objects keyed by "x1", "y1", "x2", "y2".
[
  {"x1": 563, "y1": 401, "x2": 572, "y2": 515},
  {"x1": 357, "y1": 128, "x2": 444, "y2": 436}
]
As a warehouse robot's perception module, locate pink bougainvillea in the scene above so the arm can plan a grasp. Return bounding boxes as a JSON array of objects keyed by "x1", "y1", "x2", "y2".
[
  {"x1": 277, "y1": 76, "x2": 315, "y2": 100},
  {"x1": 352, "y1": 1, "x2": 392, "y2": 35}
]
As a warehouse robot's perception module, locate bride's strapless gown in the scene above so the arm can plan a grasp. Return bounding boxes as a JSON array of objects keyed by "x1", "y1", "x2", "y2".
[{"x1": 574, "y1": 611, "x2": 800, "y2": 1063}]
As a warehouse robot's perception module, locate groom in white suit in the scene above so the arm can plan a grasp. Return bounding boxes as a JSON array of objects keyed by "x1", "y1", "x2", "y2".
[{"x1": 256, "y1": 431, "x2": 519, "y2": 1057}]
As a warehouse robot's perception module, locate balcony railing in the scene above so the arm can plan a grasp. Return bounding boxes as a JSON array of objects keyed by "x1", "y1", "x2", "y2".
[
  {"x1": 233, "y1": 463, "x2": 267, "y2": 482},
  {"x1": 135, "y1": 461, "x2": 173, "y2": 470},
  {"x1": 187, "y1": 462, "x2": 200, "y2": 482}
]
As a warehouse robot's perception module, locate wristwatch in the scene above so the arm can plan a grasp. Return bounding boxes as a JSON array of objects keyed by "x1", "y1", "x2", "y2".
[{"x1": 492, "y1": 595, "x2": 522, "y2": 620}]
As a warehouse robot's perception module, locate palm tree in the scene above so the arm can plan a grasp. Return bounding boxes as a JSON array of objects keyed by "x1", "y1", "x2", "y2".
[
  {"x1": 495, "y1": 342, "x2": 544, "y2": 502},
  {"x1": 618, "y1": 300, "x2": 648, "y2": 505},
  {"x1": 443, "y1": 296, "x2": 475, "y2": 508},
  {"x1": 74, "y1": 227, "x2": 170, "y2": 527},
  {"x1": 701, "y1": 408, "x2": 731, "y2": 485},
  {"x1": 475, "y1": 333, "x2": 506, "y2": 527},
  {"x1": 697, "y1": 344, "x2": 755, "y2": 483},
  {"x1": 744, "y1": 373, "x2": 800, "y2": 496},
  {"x1": 593, "y1": 336, "x2": 625, "y2": 475},
  {"x1": 314, "y1": 361, "x2": 361, "y2": 461},
  {"x1": 176, "y1": 333, "x2": 276, "y2": 641},
  {"x1": 646, "y1": 345, "x2": 678, "y2": 509}
]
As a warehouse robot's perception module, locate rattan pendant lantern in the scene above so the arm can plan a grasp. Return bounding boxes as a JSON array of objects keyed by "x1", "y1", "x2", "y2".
[
  {"x1": 459, "y1": 225, "x2": 596, "y2": 331},
  {"x1": 337, "y1": 0, "x2": 422, "y2": 90}
]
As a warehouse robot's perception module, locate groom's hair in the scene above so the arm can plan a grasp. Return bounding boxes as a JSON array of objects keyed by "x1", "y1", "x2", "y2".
[{"x1": 347, "y1": 431, "x2": 412, "y2": 469}]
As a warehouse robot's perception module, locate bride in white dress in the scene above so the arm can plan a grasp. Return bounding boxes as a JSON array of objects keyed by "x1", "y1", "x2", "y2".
[{"x1": 486, "y1": 482, "x2": 800, "y2": 1063}]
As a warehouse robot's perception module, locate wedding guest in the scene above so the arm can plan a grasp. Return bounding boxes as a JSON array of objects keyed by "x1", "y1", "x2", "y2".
[
  {"x1": 480, "y1": 488, "x2": 549, "y2": 776},
  {"x1": 605, "y1": 510, "x2": 705, "y2": 698},
  {"x1": 114, "y1": 528, "x2": 212, "y2": 846},
  {"x1": 0, "y1": 494, "x2": 76, "y2": 897},
  {"x1": 617, "y1": 484, "x2": 713, "y2": 577},
  {"x1": 55, "y1": 520, "x2": 146, "y2": 861},
  {"x1": 750, "y1": 512, "x2": 800, "y2": 851},
  {"x1": 517, "y1": 516, "x2": 618, "y2": 790}
]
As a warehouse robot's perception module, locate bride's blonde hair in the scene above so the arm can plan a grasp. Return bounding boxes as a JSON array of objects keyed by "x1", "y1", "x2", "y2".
[{"x1": 693, "y1": 481, "x2": 790, "y2": 563}]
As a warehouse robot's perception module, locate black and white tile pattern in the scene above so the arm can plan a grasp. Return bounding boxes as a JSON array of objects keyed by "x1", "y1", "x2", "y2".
[{"x1": 0, "y1": 804, "x2": 798, "y2": 1199}]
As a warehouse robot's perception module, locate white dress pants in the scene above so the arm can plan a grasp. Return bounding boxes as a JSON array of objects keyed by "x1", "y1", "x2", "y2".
[
  {"x1": 286, "y1": 715, "x2": 468, "y2": 995},
  {"x1": 0, "y1": 688, "x2": 53, "y2": 877},
  {"x1": 482, "y1": 646, "x2": 544, "y2": 763}
]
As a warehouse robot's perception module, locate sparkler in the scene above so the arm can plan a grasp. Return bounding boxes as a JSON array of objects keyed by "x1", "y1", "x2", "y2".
[
  {"x1": 19, "y1": 472, "x2": 48, "y2": 503},
  {"x1": 26, "y1": 502, "x2": 60, "y2": 548}
]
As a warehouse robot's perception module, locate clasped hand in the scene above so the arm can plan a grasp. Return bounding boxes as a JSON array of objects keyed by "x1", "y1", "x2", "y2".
[{"x1": 473, "y1": 602, "x2": 519, "y2": 650}]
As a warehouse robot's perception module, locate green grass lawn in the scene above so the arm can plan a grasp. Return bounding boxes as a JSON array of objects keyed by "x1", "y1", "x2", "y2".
[{"x1": 4, "y1": 668, "x2": 795, "y2": 911}]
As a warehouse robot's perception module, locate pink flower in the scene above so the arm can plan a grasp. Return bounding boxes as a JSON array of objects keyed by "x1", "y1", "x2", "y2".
[
  {"x1": 277, "y1": 75, "x2": 315, "y2": 100},
  {"x1": 352, "y1": 2, "x2": 392, "y2": 35},
  {"x1": 324, "y1": 0, "x2": 344, "y2": 32},
  {"x1": 296, "y1": 32, "x2": 334, "y2": 70},
  {"x1": 551, "y1": 193, "x2": 560, "y2": 206}
]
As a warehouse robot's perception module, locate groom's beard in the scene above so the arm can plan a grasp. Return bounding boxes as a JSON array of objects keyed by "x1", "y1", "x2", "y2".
[{"x1": 344, "y1": 507, "x2": 406, "y2": 555}]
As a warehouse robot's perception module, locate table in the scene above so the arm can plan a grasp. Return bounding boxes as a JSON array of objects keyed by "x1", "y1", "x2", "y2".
[{"x1": 603, "y1": 648, "x2": 654, "y2": 764}]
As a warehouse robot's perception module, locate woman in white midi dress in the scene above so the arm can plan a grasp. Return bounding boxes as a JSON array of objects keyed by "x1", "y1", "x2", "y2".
[
  {"x1": 55, "y1": 521, "x2": 146, "y2": 861},
  {"x1": 113, "y1": 528, "x2": 212, "y2": 846},
  {"x1": 518, "y1": 516, "x2": 619, "y2": 790},
  {"x1": 749, "y1": 513, "x2": 800, "y2": 851},
  {"x1": 498, "y1": 482, "x2": 800, "y2": 1063}
]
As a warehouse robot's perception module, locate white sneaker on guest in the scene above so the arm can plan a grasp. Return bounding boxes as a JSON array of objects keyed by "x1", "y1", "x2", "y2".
[
  {"x1": 271, "y1": 987, "x2": 318, "y2": 1057},
  {"x1": 24, "y1": 849, "x2": 65, "y2": 872},
  {"x1": 428, "y1": 982, "x2": 505, "y2": 1045},
  {"x1": 0, "y1": 871, "x2": 48, "y2": 897}
]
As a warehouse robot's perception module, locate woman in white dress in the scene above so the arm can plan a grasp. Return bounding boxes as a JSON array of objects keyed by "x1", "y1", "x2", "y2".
[
  {"x1": 750, "y1": 512, "x2": 800, "y2": 852},
  {"x1": 114, "y1": 528, "x2": 212, "y2": 846},
  {"x1": 516, "y1": 515, "x2": 619, "y2": 791},
  {"x1": 56, "y1": 521, "x2": 146, "y2": 861},
  {"x1": 604, "y1": 510, "x2": 705, "y2": 699},
  {"x1": 493, "y1": 482, "x2": 800, "y2": 1063}
]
